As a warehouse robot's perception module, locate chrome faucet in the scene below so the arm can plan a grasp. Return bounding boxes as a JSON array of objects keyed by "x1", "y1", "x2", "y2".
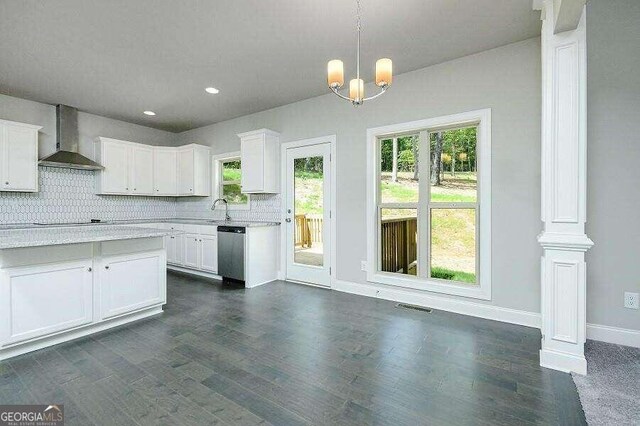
[{"x1": 211, "y1": 198, "x2": 231, "y2": 222}]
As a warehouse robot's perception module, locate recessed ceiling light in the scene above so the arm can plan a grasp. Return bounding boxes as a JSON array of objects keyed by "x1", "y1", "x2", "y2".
[
  {"x1": 205, "y1": 87, "x2": 220, "y2": 94},
  {"x1": 143, "y1": 111, "x2": 156, "y2": 116}
]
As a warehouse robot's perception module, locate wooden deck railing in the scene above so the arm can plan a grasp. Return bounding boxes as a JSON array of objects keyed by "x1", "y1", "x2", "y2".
[
  {"x1": 380, "y1": 216, "x2": 418, "y2": 274},
  {"x1": 295, "y1": 213, "x2": 417, "y2": 274},
  {"x1": 295, "y1": 214, "x2": 323, "y2": 247}
]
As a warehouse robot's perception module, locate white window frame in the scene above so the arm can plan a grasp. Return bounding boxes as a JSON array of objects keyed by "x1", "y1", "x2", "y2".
[
  {"x1": 212, "y1": 151, "x2": 250, "y2": 210},
  {"x1": 366, "y1": 109, "x2": 491, "y2": 300}
]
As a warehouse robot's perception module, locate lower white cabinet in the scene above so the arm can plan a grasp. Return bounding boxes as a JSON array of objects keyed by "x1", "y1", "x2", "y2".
[
  {"x1": 99, "y1": 251, "x2": 166, "y2": 320},
  {"x1": 0, "y1": 260, "x2": 93, "y2": 346},
  {"x1": 183, "y1": 234, "x2": 200, "y2": 269},
  {"x1": 200, "y1": 234, "x2": 218, "y2": 273}
]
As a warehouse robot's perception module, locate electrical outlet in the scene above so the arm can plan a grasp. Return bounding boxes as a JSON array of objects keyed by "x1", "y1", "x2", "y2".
[
  {"x1": 624, "y1": 292, "x2": 639, "y2": 310},
  {"x1": 361, "y1": 261, "x2": 367, "y2": 271}
]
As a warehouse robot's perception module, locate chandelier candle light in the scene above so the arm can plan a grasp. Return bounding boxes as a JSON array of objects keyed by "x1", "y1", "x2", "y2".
[{"x1": 327, "y1": 0, "x2": 392, "y2": 105}]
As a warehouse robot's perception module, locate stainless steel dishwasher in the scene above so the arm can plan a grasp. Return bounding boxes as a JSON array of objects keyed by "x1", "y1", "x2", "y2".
[{"x1": 217, "y1": 226, "x2": 246, "y2": 281}]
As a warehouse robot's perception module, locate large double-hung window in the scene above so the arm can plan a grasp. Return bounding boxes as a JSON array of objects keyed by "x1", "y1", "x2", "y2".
[{"x1": 367, "y1": 109, "x2": 491, "y2": 300}]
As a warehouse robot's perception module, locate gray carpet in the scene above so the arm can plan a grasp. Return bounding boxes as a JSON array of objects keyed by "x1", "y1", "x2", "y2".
[{"x1": 572, "y1": 340, "x2": 640, "y2": 425}]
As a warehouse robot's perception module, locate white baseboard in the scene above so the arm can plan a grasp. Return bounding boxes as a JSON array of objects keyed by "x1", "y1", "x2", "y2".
[
  {"x1": 168, "y1": 265, "x2": 222, "y2": 281},
  {"x1": 332, "y1": 279, "x2": 541, "y2": 328},
  {"x1": 540, "y1": 348, "x2": 587, "y2": 375},
  {"x1": 0, "y1": 305, "x2": 164, "y2": 361},
  {"x1": 587, "y1": 323, "x2": 640, "y2": 348}
]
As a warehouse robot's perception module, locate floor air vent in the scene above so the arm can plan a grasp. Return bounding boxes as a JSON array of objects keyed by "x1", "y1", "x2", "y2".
[{"x1": 395, "y1": 303, "x2": 433, "y2": 313}]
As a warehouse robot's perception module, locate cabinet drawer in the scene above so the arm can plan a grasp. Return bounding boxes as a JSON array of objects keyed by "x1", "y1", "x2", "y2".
[{"x1": 0, "y1": 260, "x2": 93, "y2": 346}]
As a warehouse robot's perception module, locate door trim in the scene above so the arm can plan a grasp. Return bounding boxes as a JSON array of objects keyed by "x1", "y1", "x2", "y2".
[{"x1": 280, "y1": 135, "x2": 337, "y2": 288}]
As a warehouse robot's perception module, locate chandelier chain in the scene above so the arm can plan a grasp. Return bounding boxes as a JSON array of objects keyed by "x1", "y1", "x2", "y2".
[{"x1": 356, "y1": 0, "x2": 361, "y2": 84}]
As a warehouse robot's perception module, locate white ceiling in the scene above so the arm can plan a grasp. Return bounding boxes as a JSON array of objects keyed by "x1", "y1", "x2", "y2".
[{"x1": 0, "y1": 0, "x2": 541, "y2": 132}]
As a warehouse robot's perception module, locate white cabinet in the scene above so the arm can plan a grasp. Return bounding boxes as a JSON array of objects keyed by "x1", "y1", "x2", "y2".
[
  {"x1": 177, "y1": 144, "x2": 211, "y2": 196},
  {"x1": 238, "y1": 129, "x2": 280, "y2": 194},
  {"x1": 153, "y1": 148, "x2": 178, "y2": 195},
  {"x1": 200, "y1": 234, "x2": 218, "y2": 273},
  {"x1": 164, "y1": 224, "x2": 217, "y2": 274},
  {"x1": 96, "y1": 138, "x2": 154, "y2": 196},
  {"x1": 131, "y1": 145, "x2": 154, "y2": 195},
  {"x1": 0, "y1": 260, "x2": 93, "y2": 346},
  {"x1": 183, "y1": 233, "x2": 200, "y2": 268},
  {"x1": 99, "y1": 251, "x2": 166, "y2": 320},
  {"x1": 166, "y1": 224, "x2": 184, "y2": 265},
  {"x1": 95, "y1": 138, "x2": 131, "y2": 194},
  {"x1": 95, "y1": 138, "x2": 210, "y2": 197},
  {"x1": 0, "y1": 119, "x2": 41, "y2": 193}
]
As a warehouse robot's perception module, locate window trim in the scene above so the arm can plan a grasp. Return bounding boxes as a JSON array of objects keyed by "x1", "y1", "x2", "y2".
[
  {"x1": 212, "y1": 151, "x2": 250, "y2": 210},
  {"x1": 366, "y1": 109, "x2": 491, "y2": 300}
]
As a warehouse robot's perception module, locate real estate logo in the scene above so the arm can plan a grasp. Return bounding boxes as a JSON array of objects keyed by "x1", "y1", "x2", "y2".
[{"x1": 0, "y1": 404, "x2": 64, "y2": 426}]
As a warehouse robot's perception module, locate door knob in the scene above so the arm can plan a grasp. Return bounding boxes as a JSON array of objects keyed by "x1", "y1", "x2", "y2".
[{"x1": 285, "y1": 218, "x2": 292, "y2": 223}]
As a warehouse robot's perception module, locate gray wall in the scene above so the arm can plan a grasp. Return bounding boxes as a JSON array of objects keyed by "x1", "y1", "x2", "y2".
[
  {"x1": 587, "y1": 0, "x2": 640, "y2": 330},
  {"x1": 0, "y1": 94, "x2": 176, "y2": 159},
  {"x1": 177, "y1": 38, "x2": 542, "y2": 313}
]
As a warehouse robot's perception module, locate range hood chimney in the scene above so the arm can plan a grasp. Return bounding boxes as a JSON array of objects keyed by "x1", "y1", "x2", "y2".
[{"x1": 38, "y1": 105, "x2": 104, "y2": 170}]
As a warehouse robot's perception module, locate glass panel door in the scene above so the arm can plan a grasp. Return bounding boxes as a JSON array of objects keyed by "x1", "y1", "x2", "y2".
[
  {"x1": 285, "y1": 143, "x2": 332, "y2": 287},
  {"x1": 293, "y1": 156, "x2": 324, "y2": 267}
]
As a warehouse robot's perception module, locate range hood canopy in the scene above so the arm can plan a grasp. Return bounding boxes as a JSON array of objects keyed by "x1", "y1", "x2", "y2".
[{"x1": 38, "y1": 105, "x2": 104, "y2": 170}]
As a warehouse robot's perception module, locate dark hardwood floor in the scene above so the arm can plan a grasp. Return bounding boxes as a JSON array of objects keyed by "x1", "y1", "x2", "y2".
[{"x1": 0, "y1": 272, "x2": 586, "y2": 425}]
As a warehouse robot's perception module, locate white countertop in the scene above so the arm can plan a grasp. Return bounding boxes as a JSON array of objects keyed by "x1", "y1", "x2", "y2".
[
  {"x1": 0, "y1": 218, "x2": 280, "y2": 230},
  {"x1": 0, "y1": 225, "x2": 178, "y2": 249}
]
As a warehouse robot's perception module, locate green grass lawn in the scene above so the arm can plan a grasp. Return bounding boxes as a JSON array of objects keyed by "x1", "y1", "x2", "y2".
[{"x1": 431, "y1": 267, "x2": 476, "y2": 283}]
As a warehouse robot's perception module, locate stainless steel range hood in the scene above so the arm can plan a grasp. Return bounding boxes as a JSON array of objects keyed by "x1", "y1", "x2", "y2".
[{"x1": 38, "y1": 105, "x2": 104, "y2": 170}]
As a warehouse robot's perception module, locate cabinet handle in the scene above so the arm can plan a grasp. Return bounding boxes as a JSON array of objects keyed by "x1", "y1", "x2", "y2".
[
  {"x1": 88, "y1": 267, "x2": 92, "y2": 272},
  {"x1": 4, "y1": 182, "x2": 8, "y2": 185},
  {"x1": 105, "y1": 265, "x2": 110, "y2": 270}
]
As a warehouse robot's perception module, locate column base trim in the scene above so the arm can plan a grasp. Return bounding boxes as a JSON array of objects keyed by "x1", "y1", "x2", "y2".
[{"x1": 540, "y1": 348, "x2": 587, "y2": 375}]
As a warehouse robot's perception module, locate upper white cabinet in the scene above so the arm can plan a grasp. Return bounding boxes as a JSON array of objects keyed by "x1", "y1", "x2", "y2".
[
  {"x1": 177, "y1": 144, "x2": 211, "y2": 196},
  {"x1": 130, "y1": 145, "x2": 154, "y2": 195},
  {"x1": 153, "y1": 148, "x2": 177, "y2": 195},
  {"x1": 0, "y1": 119, "x2": 41, "y2": 193},
  {"x1": 238, "y1": 129, "x2": 280, "y2": 194},
  {"x1": 95, "y1": 138, "x2": 210, "y2": 197}
]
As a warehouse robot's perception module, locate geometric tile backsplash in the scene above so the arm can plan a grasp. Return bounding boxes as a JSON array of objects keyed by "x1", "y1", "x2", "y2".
[{"x1": 0, "y1": 167, "x2": 281, "y2": 224}]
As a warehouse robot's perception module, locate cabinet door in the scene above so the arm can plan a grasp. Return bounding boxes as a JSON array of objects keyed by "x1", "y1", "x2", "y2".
[
  {"x1": 240, "y1": 135, "x2": 264, "y2": 192},
  {"x1": 100, "y1": 252, "x2": 165, "y2": 320},
  {"x1": 177, "y1": 149, "x2": 194, "y2": 195},
  {"x1": 154, "y1": 149, "x2": 177, "y2": 195},
  {"x1": 183, "y1": 234, "x2": 200, "y2": 268},
  {"x1": 174, "y1": 234, "x2": 185, "y2": 265},
  {"x1": 0, "y1": 260, "x2": 93, "y2": 346},
  {"x1": 200, "y1": 235, "x2": 218, "y2": 273},
  {"x1": 166, "y1": 235, "x2": 178, "y2": 264},
  {"x1": 131, "y1": 145, "x2": 154, "y2": 195},
  {"x1": 2, "y1": 125, "x2": 38, "y2": 192},
  {"x1": 101, "y1": 140, "x2": 130, "y2": 193}
]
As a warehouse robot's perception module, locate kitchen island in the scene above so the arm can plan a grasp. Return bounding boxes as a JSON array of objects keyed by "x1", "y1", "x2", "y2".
[{"x1": 0, "y1": 225, "x2": 177, "y2": 360}]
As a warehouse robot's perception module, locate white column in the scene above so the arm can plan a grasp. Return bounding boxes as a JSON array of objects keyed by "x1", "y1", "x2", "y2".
[{"x1": 538, "y1": 1, "x2": 592, "y2": 375}]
